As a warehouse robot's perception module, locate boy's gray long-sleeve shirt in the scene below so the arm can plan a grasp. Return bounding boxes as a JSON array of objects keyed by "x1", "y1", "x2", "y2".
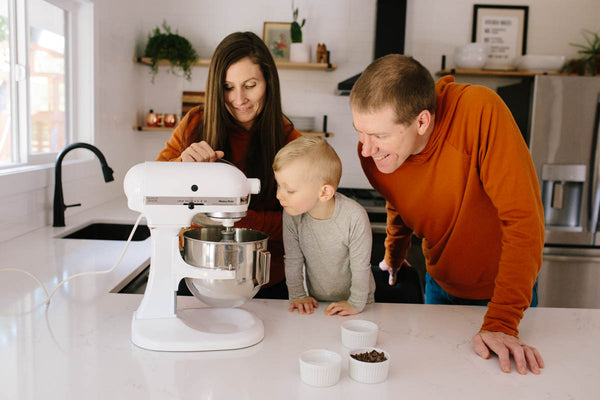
[{"x1": 283, "y1": 192, "x2": 375, "y2": 311}]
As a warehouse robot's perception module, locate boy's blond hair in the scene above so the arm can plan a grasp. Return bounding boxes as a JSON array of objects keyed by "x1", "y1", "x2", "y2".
[{"x1": 273, "y1": 136, "x2": 342, "y2": 189}]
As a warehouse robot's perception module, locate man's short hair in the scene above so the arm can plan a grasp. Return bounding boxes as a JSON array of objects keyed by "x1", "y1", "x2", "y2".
[
  {"x1": 273, "y1": 136, "x2": 342, "y2": 189},
  {"x1": 350, "y1": 54, "x2": 436, "y2": 125}
]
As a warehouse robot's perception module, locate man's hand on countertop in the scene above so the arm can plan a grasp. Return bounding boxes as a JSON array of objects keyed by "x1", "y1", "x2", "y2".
[{"x1": 472, "y1": 330, "x2": 545, "y2": 375}]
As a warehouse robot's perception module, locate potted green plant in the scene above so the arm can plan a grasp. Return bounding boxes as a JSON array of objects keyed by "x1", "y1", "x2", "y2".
[
  {"x1": 289, "y1": 4, "x2": 309, "y2": 63},
  {"x1": 561, "y1": 29, "x2": 600, "y2": 76},
  {"x1": 291, "y1": 7, "x2": 305, "y2": 44},
  {"x1": 143, "y1": 21, "x2": 198, "y2": 82}
]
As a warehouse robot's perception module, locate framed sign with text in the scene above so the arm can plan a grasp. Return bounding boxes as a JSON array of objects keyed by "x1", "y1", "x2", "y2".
[{"x1": 472, "y1": 5, "x2": 528, "y2": 70}]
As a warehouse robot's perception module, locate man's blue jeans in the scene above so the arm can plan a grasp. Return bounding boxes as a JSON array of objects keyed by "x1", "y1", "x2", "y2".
[{"x1": 424, "y1": 272, "x2": 538, "y2": 307}]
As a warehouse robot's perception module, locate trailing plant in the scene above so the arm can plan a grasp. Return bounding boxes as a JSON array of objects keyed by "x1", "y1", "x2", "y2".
[
  {"x1": 143, "y1": 21, "x2": 198, "y2": 82},
  {"x1": 291, "y1": 7, "x2": 306, "y2": 43},
  {"x1": 561, "y1": 29, "x2": 600, "y2": 76}
]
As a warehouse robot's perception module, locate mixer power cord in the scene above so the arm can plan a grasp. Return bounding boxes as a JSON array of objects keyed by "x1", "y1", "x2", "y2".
[{"x1": 0, "y1": 213, "x2": 145, "y2": 307}]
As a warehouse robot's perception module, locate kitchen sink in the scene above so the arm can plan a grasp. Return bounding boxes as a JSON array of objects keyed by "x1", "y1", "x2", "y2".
[
  {"x1": 113, "y1": 263, "x2": 193, "y2": 296},
  {"x1": 60, "y1": 222, "x2": 151, "y2": 241}
]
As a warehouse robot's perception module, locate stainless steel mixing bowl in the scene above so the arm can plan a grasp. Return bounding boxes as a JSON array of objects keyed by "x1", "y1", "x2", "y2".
[{"x1": 182, "y1": 227, "x2": 270, "y2": 307}]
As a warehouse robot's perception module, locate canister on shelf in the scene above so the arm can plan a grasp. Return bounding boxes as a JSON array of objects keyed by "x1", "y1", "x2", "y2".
[
  {"x1": 145, "y1": 109, "x2": 158, "y2": 127},
  {"x1": 164, "y1": 113, "x2": 178, "y2": 128}
]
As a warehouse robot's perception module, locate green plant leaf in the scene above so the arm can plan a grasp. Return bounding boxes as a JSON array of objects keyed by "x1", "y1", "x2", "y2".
[{"x1": 568, "y1": 29, "x2": 600, "y2": 76}]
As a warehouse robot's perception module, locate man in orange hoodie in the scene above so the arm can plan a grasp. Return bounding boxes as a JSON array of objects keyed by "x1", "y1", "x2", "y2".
[{"x1": 350, "y1": 54, "x2": 545, "y2": 375}]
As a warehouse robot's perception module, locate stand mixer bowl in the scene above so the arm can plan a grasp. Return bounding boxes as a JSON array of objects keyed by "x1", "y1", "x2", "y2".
[{"x1": 182, "y1": 227, "x2": 271, "y2": 307}]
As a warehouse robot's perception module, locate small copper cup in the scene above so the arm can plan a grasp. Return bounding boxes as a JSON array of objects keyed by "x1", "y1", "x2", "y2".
[
  {"x1": 164, "y1": 113, "x2": 178, "y2": 128},
  {"x1": 145, "y1": 111, "x2": 158, "y2": 127}
]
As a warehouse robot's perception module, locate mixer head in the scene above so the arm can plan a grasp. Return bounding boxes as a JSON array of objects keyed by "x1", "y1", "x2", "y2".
[{"x1": 124, "y1": 161, "x2": 261, "y2": 227}]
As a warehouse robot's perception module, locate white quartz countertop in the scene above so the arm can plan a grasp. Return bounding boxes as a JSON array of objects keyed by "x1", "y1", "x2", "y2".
[{"x1": 1, "y1": 197, "x2": 599, "y2": 399}]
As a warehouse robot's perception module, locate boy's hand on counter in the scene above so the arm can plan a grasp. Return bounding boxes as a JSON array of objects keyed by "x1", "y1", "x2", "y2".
[
  {"x1": 289, "y1": 296, "x2": 318, "y2": 315},
  {"x1": 324, "y1": 301, "x2": 359, "y2": 316}
]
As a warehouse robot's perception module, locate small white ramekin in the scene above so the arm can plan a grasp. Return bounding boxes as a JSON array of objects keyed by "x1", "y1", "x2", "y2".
[
  {"x1": 348, "y1": 347, "x2": 390, "y2": 384},
  {"x1": 299, "y1": 349, "x2": 342, "y2": 387},
  {"x1": 341, "y1": 319, "x2": 378, "y2": 348}
]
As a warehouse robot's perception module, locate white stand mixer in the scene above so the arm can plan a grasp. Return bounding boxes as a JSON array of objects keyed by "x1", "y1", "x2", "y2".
[{"x1": 124, "y1": 161, "x2": 266, "y2": 351}]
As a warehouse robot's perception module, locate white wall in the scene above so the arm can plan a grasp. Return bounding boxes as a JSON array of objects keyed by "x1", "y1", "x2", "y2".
[
  {"x1": 1, "y1": 0, "x2": 598, "y2": 240},
  {"x1": 130, "y1": 0, "x2": 378, "y2": 189},
  {"x1": 407, "y1": 0, "x2": 600, "y2": 73},
  {"x1": 98, "y1": 0, "x2": 600, "y2": 192}
]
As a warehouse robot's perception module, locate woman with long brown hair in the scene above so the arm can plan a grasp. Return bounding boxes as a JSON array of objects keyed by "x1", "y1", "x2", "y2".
[{"x1": 157, "y1": 31, "x2": 301, "y2": 298}]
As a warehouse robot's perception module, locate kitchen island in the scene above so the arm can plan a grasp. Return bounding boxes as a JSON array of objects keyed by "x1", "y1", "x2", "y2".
[{"x1": 1, "y1": 198, "x2": 599, "y2": 399}]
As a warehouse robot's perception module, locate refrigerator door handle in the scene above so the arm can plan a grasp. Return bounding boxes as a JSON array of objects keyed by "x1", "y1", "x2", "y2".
[
  {"x1": 587, "y1": 93, "x2": 600, "y2": 234},
  {"x1": 543, "y1": 253, "x2": 600, "y2": 263}
]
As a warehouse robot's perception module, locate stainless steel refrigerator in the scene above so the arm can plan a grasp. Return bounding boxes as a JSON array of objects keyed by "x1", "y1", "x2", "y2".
[{"x1": 528, "y1": 75, "x2": 600, "y2": 308}]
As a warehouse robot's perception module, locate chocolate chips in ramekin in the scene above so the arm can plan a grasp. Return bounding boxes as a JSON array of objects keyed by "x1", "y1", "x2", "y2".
[{"x1": 350, "y1": 350, "x2": 387, "y2": 363}]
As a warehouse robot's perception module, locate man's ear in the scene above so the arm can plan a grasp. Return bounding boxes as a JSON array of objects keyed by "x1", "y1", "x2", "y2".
[
  {"x1": 416, "y1": 110, "x2": 433, "y2": 136},
  {"x1": 319, "y1": 184, "x2": 335, "y2": 202}
]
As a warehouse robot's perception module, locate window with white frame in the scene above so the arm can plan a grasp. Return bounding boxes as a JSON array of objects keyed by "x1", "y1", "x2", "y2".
[{"x1": 0, "y1": 0, "x2": 92, "y2": 169}]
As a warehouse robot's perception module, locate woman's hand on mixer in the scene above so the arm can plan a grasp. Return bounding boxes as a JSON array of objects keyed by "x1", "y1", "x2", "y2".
[
  {"x1": 289, "y1": 296, "x2": 318, "y2": 315},
  {"x1": 181, "y1": 141, "x2": 225, "y2": 162}
]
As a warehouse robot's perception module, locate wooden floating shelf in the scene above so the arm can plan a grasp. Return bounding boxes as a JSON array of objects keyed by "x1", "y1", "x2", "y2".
[
  {"x1": 133, "y1": 125, "x2": 334, "y2": 137},
  {"x1": 134, "y1": 125, "x2": 173, "y2": 131},
  {"x1": 134, "y1": 57, "x2": 211, "y2": 68},
  {"x1": 134, "y1": 57, "x2": 337, "y2": 71},
  {"x1": 436, "y1": 68, "x2": 566, "y2": 77},
  {"x1": 274, "y1": 61, "x2": 337, "y2": 71}
]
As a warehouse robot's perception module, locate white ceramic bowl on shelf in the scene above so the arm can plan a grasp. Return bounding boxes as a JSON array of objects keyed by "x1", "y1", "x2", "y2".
[
  {"x1": 299, "y1": 349, "x2": 342, "y2": 387},
  {"x1": 348, "y1": 347, "x2": 391, "y2": 384},
  {"x1": 453, "y1": 42, "x2": 490, "y2": 69},
  {"x1": 515, "y1": 54, "x2": 566, "y2": 71},
  {"x1": 341, "y1": 319, "x2": 378, "y2": 348}
]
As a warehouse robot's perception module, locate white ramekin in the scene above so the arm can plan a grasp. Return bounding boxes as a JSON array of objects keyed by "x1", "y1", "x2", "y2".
[
  {"x1": 348, "y1": 347, "x2": 390, "y2": 384},
  {"x1": 299, "y1": 349, "x2": 342, "y2": 387},
  {"x1": 341, "y1": 319, "x2": 378, "y2": 348}
]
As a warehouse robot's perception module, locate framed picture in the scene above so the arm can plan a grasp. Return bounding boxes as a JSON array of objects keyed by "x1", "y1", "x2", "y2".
[
  {"x1": 471, "y1": 5, "x2": 528, "y2": 70},
  {"x1": 263, "y1": 22, "x2": 291, "y2": 61}
]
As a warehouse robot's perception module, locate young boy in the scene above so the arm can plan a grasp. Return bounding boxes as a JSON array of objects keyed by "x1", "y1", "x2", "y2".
[{"x1": 273, "y1": 136, "x2": 375, "y2": 316}]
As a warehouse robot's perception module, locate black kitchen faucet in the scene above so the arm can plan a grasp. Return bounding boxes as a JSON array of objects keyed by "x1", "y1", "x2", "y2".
[{"x1": 53, "y1": 142, "x2": 114, "y2": 227}]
